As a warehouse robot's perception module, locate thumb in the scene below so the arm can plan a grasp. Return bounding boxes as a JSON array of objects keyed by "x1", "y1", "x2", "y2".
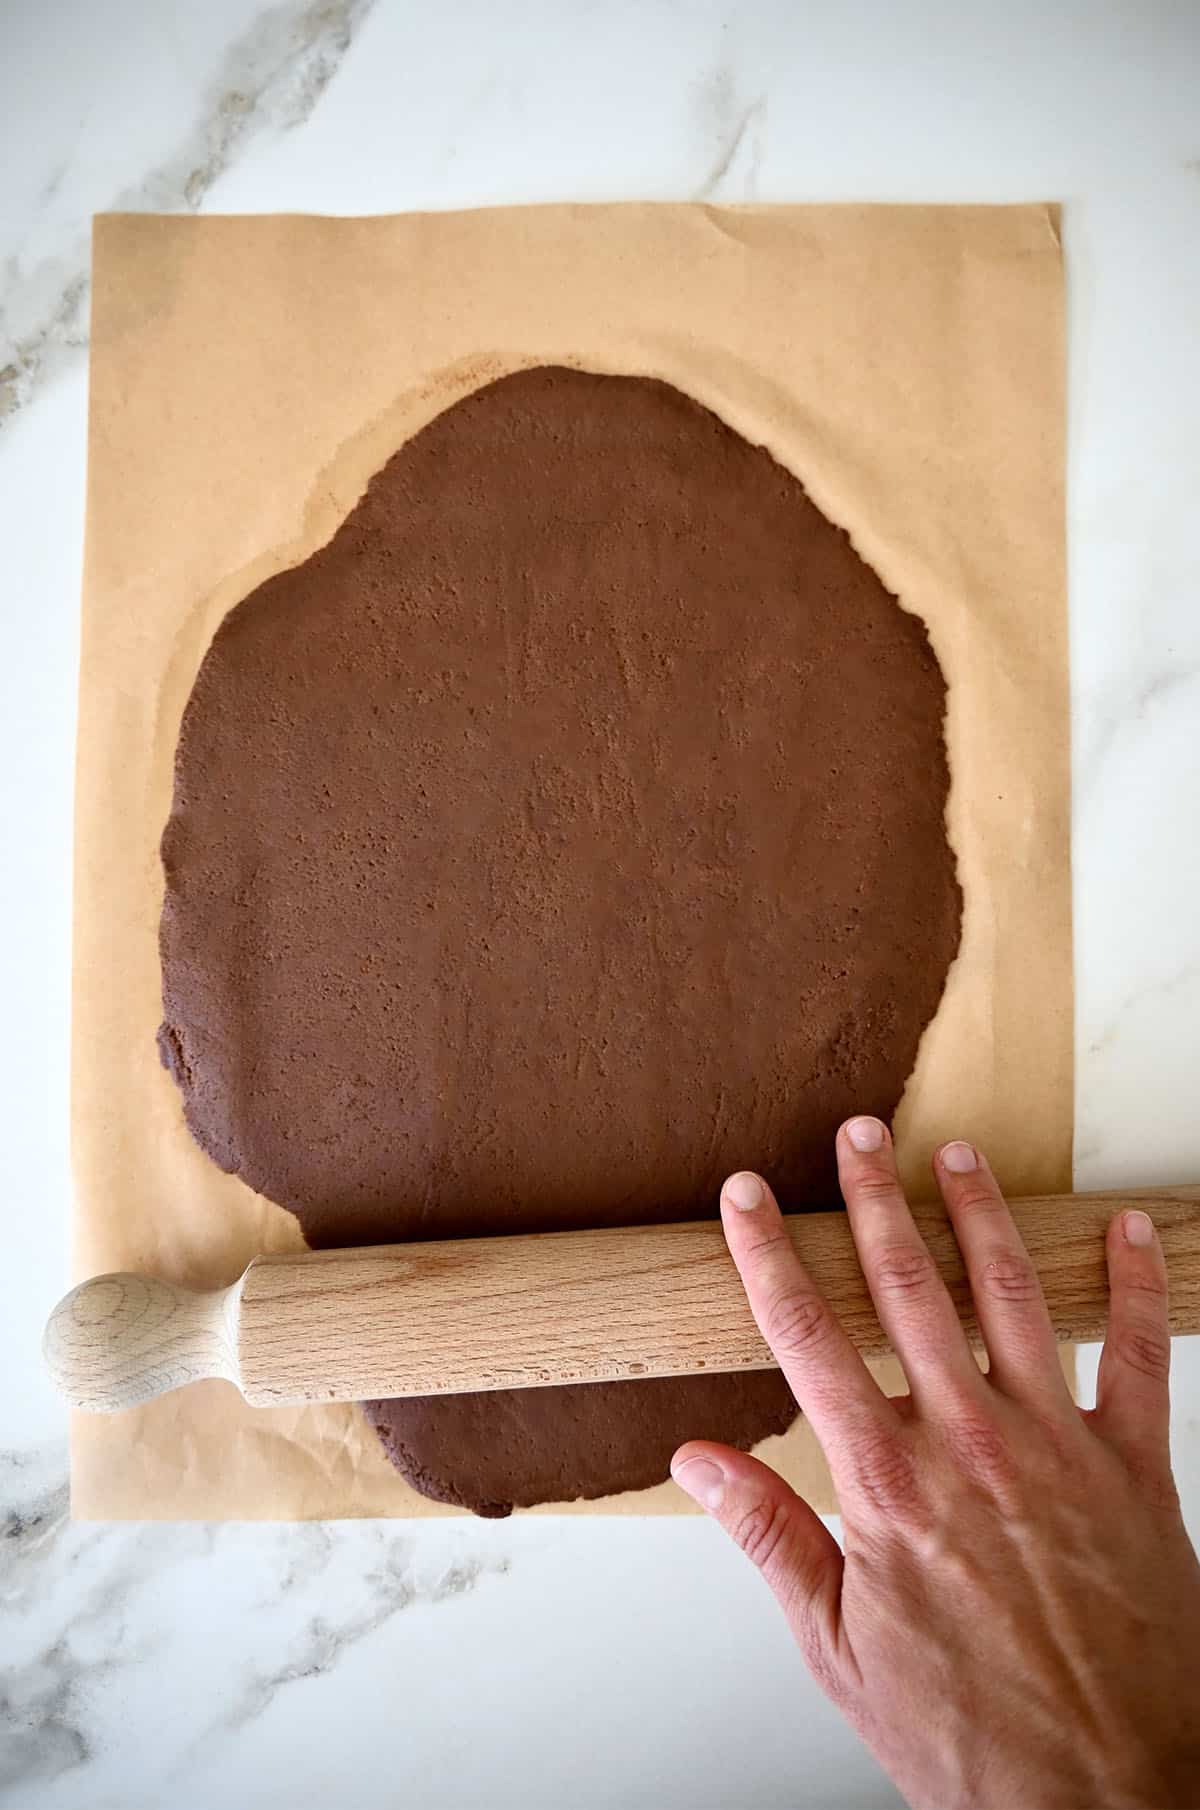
[{"x1": 672, "y1": 1440, "x2": 844, "y2": 1655}]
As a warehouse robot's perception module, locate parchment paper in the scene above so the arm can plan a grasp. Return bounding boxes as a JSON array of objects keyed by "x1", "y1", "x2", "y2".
[{"x1": 72, "y1": 204, "x2": 1071, "y2": 1519}]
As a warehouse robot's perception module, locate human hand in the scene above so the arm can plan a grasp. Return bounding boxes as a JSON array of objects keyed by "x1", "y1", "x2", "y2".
[{"x1": 672, "y1": 1121, "x2": 1200, "y2": 1810}]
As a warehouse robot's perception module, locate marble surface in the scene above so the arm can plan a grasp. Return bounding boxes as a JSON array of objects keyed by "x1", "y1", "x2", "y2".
[{"x1": 2, "y1": 2, "x2": 1199, "y2": 1805}]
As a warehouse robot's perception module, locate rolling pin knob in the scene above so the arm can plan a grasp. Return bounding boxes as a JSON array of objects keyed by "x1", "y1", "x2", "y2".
[{"x1": 43, "y1": 1271, "x2": 241, "y2": 1412}]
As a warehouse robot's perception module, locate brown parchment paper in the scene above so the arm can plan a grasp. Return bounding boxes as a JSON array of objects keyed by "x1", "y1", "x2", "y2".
[{"x1": 72, "y1": 204, "x2": 1072, "y2": 1520}]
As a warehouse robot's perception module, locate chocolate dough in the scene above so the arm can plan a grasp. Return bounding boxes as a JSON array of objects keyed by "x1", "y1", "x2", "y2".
[{"x1": 159, "y1": 365, "x2": 961, "y2": 1516}]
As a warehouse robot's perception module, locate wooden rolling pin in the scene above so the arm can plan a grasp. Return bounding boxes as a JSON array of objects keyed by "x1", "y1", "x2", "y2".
[{"x1": 45, "y1": 1185, "x2": 1200, "y2": 1413}]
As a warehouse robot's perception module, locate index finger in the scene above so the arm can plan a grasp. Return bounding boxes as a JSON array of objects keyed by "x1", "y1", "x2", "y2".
[{"x1": 720, "y1": 1171, "x2": 896, "y2": 1456}]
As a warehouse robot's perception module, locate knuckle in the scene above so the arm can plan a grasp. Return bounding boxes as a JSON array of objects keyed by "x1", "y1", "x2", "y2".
[
  {"x1": 977, "y1": 1249, "x2": 1042, "y2": 1305},
  {"x1": 952, "y1": 1185, "x2": 1004, "y2": 1220},
  {"x1": 851, "y1": 1171, "x2": 906, "y2": 1207},
  {"x1": 845, "y1": 1431, "x2": 922, "y2": 1519},
  {"x1": 736, "y1": 1225, "x2": 789, "y2": 1266},
  {"x1": 763, "y1": 1286, "x2": 830, "y2": 1359},
  {"x1": 1026, "y1": 1407, "x2": 1076, "y2": 1467},
  {"x1": 1117, "y1": 1325, "x2": 1172, "y2": 1385},
  {"x1": 729, "y1": 1498, "x2": 791, "y2": 1572},
  {"x1": 1121, "y1": 1266, "x2": 1168, "y2": 1303},
  {"x1": 943, "y1": 1414, "x2": 1014, "y2": 1481},
  {"x1": 871, "y1": 1242, "x2": 938, "y2": 1298}
]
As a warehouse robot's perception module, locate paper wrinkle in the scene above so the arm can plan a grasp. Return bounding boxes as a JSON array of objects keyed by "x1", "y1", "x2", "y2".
[{"x1": 72, "y1": 204, "x2": 1072, "y2": 1520}]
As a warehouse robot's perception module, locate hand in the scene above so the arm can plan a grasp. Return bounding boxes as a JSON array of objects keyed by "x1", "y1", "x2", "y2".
[{"x1": 672, "y1": 1120, "x2": 1200, "y2": 1810}]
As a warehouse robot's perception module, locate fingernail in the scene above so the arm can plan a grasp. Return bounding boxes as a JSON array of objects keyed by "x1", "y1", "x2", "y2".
[
  {"x1": 941, "y1": 1141, "x2": 978, "y2": 1174},
  {"x1": 724, "y1": 1172, "x2": 764, "y2": 1212},
  {"x1": 671, "y1": 1456, "x2": 726, "y2": 1510},
  {"x1": 846, "y1": 1116, "x2": 885, "y2": 1153},
  {"x1": 1123, "y1": 1210, "x2": 1154, "y2": 1248}
]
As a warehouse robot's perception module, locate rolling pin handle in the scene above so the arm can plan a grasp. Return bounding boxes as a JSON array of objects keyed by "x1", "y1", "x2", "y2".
[{"x1": 42, "y1": 1271, "x2": 242, "y2": 1412}]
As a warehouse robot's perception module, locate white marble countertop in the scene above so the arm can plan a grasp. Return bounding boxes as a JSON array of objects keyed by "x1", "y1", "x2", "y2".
[{"x1": 2, "y1": 3, "x2": 1198, "y2": 1806}]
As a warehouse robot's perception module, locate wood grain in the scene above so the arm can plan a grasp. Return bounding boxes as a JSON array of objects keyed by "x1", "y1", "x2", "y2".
[
  {"x1": 44, "y1": 1271, "x2": 240, "y2": 1412},
  {"x1": 46, "y1": 1187, "x2": 1200, "y2": 1411},
  {"x1": 240, "y1": 1186, "x2": 1200, "y2": 1402}
]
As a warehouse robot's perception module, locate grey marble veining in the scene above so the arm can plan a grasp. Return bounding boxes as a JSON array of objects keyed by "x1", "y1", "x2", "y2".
[
  {"x1": 691, "y1": 65, "x2": 767, "y2": 200},
  {"x1": 0, "y1": 0, "x2": 375, "y2": 425},
  {"x1": 1, "y1": 1443, "x2": 516, "y2": 1808}
]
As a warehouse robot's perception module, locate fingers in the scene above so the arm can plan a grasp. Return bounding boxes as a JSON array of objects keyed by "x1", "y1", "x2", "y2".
[
  {"x1": 719, "y1": 1171, "x2": 894, "y2": 1456},
  {"x1": 671, "y1": 1440, "x2": 845, "y2": 1673},
  {"x1": 934, "y1": 1140, "x2": 1074, "y2": 1415},
  {"x1": 1094, "y1": 1210, "x2": 1174, "y2": 1496},
  {"x1": 835, "y1": 1118, "x2": 982, "y2": 1411}
]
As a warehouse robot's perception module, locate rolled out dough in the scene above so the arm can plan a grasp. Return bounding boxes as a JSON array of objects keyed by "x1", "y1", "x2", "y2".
[{"x1": 158, "y1": 367, "x2": 962, "y2": 1515}]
